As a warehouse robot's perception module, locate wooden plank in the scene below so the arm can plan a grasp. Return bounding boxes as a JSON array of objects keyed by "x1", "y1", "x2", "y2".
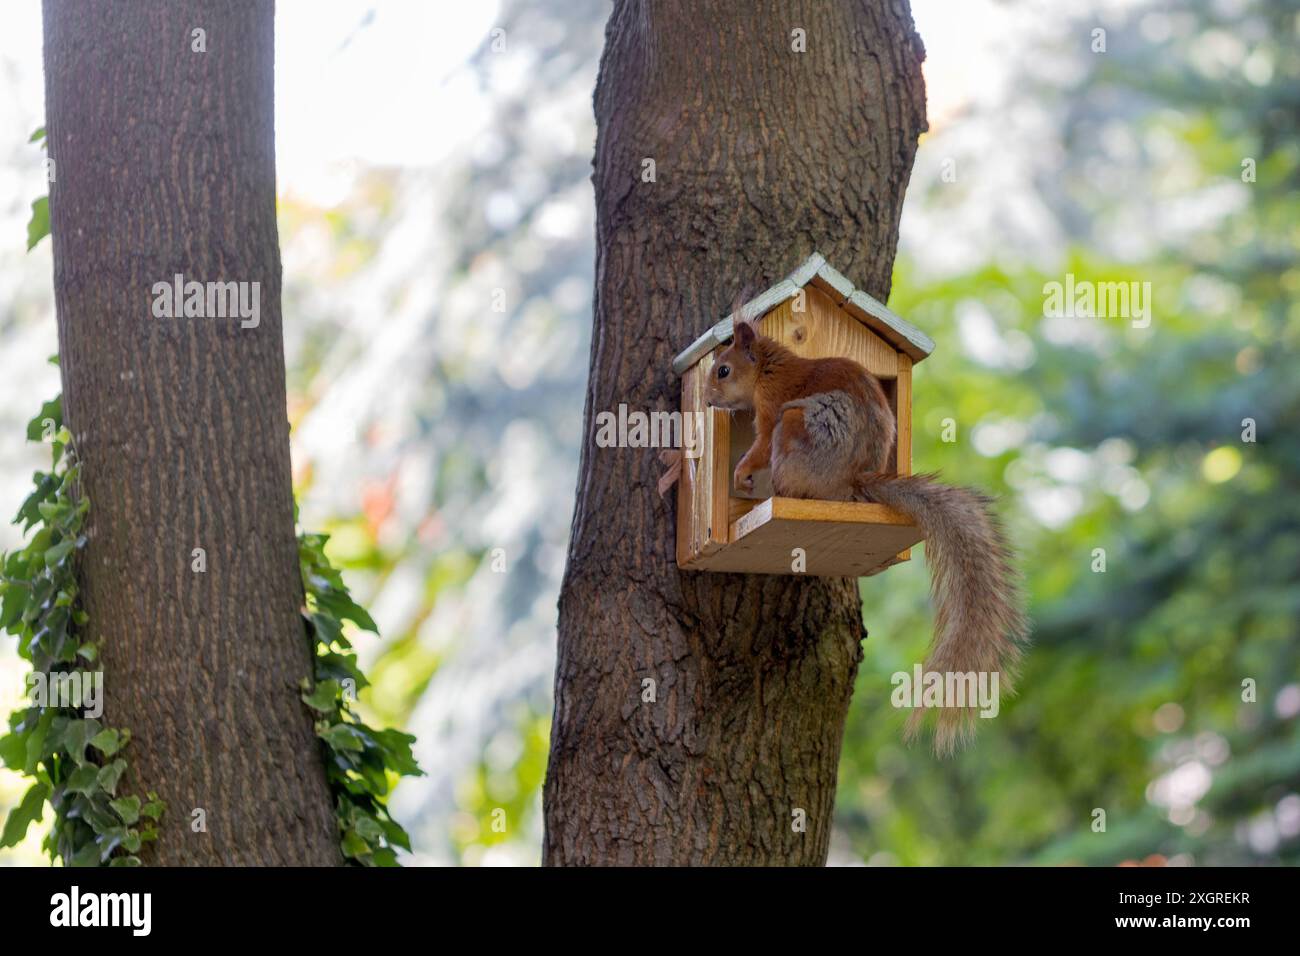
[
  {"x1": 672, "y1": 281, "x2": 802, "y2": 375},
  {"x1": 893, "y1": 353, "x2": 913, "y2": 564},
  {"x1": 739, "y1": 497, "x2": 916, "y2": 528},
  {"x1": 682, "y1": 496, "x2": 924, "y2": 577},
  {"x1": 761, "y1": 287, "x2": 898, "y2": 379},
  {"x1": 676, "y1": 365, "x2": 702, "y2": 566},
  {"x1": 809, "y1": 260, "x2": 854, "y2": 304},
  {"x1": 896, "y1": 354, "x2": 912, "y2": 477},
  {"x1": 672, "y1": 317, "x2": 732, "y2": 376},
  {"x1": 728, "y1": 494, "x2": 762, "y2": 525},
  {"x1": 673, "y1": 254, "x2": 934, "y2": 375},
  {"x1": 708, "y1": 404, "x2": 730, "y2": 546},
  {"x1": 786, "y1": 252, "x2": 827, "y2": 289},
  {"x1": 676, "y1": 362, "x2": 727, "y2": 566},
  {"x1": 843, "y1": 289, "x2": 935, "y2": 363}
]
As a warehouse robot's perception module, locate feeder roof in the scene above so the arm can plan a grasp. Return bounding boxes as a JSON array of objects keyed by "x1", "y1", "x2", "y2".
[{"x1": 671, "y1": 252, "x2": 935, "y2": 375}]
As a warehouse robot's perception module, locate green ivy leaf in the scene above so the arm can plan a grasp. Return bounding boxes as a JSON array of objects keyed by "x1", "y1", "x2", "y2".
[
  {"x1": 25, "y1": 396, "x2": 61, "y2": 442},
  {"x1": 371, "y1": 727, "x2": 423, "y2": 777},
  {"x1": 319, "y1": 723, "x2": 365, "y2": 753},
  {"x1": 26, "y1": 576, "x2": 54, "y2": 621},
  {"x1": 357, "y1": 757, "x2": 390, "y2": 797},
  {"x1": 110, "y1": 796, "x2": 141, "y2": 826},
  {"x1": 318, "y1": 591, "x2": 378, "y2": 633},
  {"x1": 379, "y1": 815, "x2": 412, "y2": 852},
  {"x1": 0, "y1": 731, "x2": 25, "y2": 770},
  {"x1": 37, "y1": 501, "x2": 70, "y2": 523},
  {"x1": 65, "y1": 764, "x2": 99, "y2": 796},
  {"x1": 62, "y1": 718, "x2": 95, "y2": 764},
  {"x1": 316, "y1": 651, "x2": 369, "y2": 690},
  {"x1": 0, "y1": 583, "x2": 27, "y2": 631},
  {"x1": 310, "y1": 611, "x2": 345, "y2": 648},
  {"x1": 23, "y1": 709, "x2": 54, "y2": 775},
  {"x1": 15, "y1": 484, "x2": 51, "y2": 533},
  {"x1": 90, "y1": 728, "x2": 125, "y2": 757},
  {"x1": 340, "y1": 828, "x2": 370, "y2": 859},
  {"x1": 70, "y1": 841, "x2": 101, "y2": 867},
  {"x1": 44, "y1": 537, "x2": 77, "y2": 568},
  {"x1": 96, "y1": 827, "x2": 126, "y2": 861},
  {"x1": 0, "y1": 782, "x2": 49, "y2": 847},
  {"x1": 353, "y1": 813, "x2": 384, "y2": 844},
  {"x1": 301, "y1": 679, "x2": 341, "y2": 713},
  {"x1": 25, "y1": 196, "x2": 50, "y2": 252},
  {"x1": 80, "y1": 793, "x2": 122, "y2": 832},
  {"x1": 97, "y1": 759, "x2": 127, "y2": 796},
  {"x1": 370, "y1": 846, "x2": 400, "y2": 867}
]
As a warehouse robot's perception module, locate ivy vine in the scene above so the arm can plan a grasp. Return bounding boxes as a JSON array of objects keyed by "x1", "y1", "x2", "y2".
[
  {"x1": 0, "y1": 399, "x2": 422, "y2": 866},
  {"x1": 0, "y1": 384, "x2": 162, "y2": 865},
  {"x1": 298, "y1": 530, "x2": 422, "y2": 865},
  {"x1": 26, "y1": 126, "x2": 49, "y2": 251},
  {"x1": 1, "y1": 124, "x2": 421, "y2": 865}
]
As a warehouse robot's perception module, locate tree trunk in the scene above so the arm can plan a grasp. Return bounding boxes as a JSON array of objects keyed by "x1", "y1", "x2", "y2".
[
  {"x1": 42, "y1": 0, "x2": 340, "y2": 865},
  {"x1": 545, "y1": 0, "x2": 927, "y2": 865}
]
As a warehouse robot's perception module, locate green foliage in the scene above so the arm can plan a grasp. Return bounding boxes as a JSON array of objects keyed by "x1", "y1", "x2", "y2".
[
  {"x1": 298, "y1": 530, "x2": 423, "y2": 865},
  {"x1": 0, "y1": 389, "x2": 162, "y2": 865},
  {"x1": 26, "y1": 127, "x2": 49, "y2": 251},
  {"x1": 0, "y1": 393, "x2": 419, "y2": 866},
  {"x1": 454, "y1": 711, "x2": 547, "y2": 861},
  {"x1": 834, "y1": 0, "x2": 1300, "y2": 865},
  {"x1": 26, "y1": 197, "x2": 49, "y2": 252},
  {"x1": 3, "y1": 132, "x2": 420, "y2": 862}
]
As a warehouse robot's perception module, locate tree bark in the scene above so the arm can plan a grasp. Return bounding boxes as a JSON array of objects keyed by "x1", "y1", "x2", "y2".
[
  {"x1": 42, "y1": 0, "x2": 340, "y2": 865},
  {"x1": 545, "y1": 0, "x2": 927, "y2": 865}
]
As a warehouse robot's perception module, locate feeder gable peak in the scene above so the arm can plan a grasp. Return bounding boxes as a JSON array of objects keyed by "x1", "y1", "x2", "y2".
[{"x1": 671, "y1": 252, "x2": 935, "y2": 376}]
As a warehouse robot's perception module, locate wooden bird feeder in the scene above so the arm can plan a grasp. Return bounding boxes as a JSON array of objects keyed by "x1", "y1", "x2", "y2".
[{"x1": 672, "y1": 252, "x2": 935, "y2": 577}]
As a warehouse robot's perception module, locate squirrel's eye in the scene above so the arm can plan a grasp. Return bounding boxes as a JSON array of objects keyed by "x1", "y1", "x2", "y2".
[{"x1": 717, "y1": 365, "x2": 730, "y2": 380}]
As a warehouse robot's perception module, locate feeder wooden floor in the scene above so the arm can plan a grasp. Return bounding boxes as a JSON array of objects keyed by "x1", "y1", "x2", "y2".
[{"x1": 679, "y1": 495, "x2": 923, "y2": 577}]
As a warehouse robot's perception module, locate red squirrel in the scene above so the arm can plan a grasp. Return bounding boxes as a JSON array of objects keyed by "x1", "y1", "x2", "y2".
[{"x1": 705, "y1": 319, "x2": 1029, "y2": 754}]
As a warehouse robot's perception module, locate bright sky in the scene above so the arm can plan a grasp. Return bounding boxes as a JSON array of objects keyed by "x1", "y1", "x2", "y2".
[
  {"x1": 0, "y1": 0, "x2": 1019, "y2": 202},
  {"x1": 272, "y1": 0, "x2": 1022, "y2": 200},
  {"x1": 273, "y1": 0, "x2": 1012, "y2": 174},
  {"x1": 273, "y1": 0, "x2": 500, "y2": 203}
]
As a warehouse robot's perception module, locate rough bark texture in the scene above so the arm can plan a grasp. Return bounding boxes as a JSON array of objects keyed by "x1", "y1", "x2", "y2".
[
  {"x1": 545, "y1": 0, "x2": 927, "y2": 865},
  {"x1": 42, "y1": 0, "x2": 340, "y2": 865}
]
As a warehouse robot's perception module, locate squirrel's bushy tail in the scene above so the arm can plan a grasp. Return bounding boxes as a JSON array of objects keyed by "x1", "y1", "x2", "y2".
[{"x1": 852, "y1": 473, "x2": 1029, "y2": 755}]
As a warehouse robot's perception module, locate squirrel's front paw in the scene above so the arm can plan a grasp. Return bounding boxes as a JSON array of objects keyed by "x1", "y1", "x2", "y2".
[{"x1": 733, "y1": 465, "x2": 755, "y2": 494}]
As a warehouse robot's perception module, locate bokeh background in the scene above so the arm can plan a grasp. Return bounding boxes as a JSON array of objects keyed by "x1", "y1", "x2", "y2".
[{"x1": 2, "y1": 0, "x2": 1297, "y2": 865}]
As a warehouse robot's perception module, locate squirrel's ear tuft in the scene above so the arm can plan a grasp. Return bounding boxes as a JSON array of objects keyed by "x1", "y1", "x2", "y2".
[{"x1": 734, "y1": 320, "x2": 756, "y2": 354}]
